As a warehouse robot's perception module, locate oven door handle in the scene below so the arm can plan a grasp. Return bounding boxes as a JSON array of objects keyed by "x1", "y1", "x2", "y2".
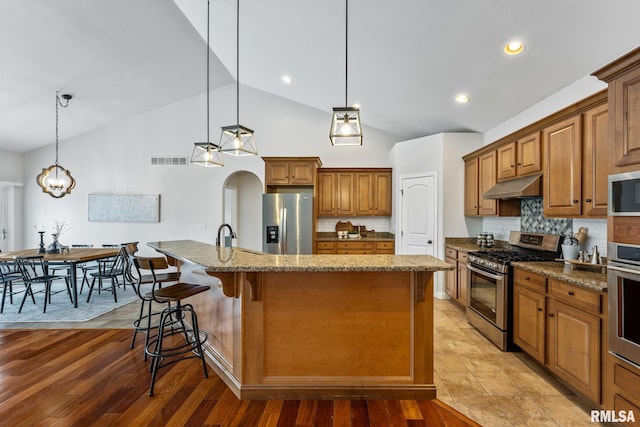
[
  {"x1": 608, "y1": 264, "x2": 640, "y2": 275},
  {"x1": 467, "y1": 263, "x2": 504, "y2": 281}
]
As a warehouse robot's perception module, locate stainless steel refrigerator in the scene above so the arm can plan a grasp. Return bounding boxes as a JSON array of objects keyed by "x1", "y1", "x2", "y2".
[{"x1": 262, "y1": 193, "x2": 313, "y2": 255}]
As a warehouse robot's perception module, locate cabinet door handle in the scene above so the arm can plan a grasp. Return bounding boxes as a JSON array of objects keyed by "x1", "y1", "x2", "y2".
[
  {"x1": 548, "y1": 313, "x2": 554, "y2": 317},
  {"x1": 525, "y1": 276, "x2": 530, "y2": 281},
  {"x1": 585, "y1": 198, "x2": 592, "y2": 202},
  {"x1": 568, "y1": 291, "x2": 574, "y2": 296},
  {"x1": 510, "y1": 164, "x2": 514, "y2": 168},
  {"x1": 517, "y1": 162, "x2": 522, "y2": 165},
  {"x1": 537, "y1": 307, "x2": 543, "y2": 312},
  {"x1": 573, "y1": 199, "x2": 579, "y2": 203}
]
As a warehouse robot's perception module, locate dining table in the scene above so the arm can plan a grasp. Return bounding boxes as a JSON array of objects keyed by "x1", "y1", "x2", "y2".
[{"x1": 0, "y1": 247, "x2": 120, "y2": 308}]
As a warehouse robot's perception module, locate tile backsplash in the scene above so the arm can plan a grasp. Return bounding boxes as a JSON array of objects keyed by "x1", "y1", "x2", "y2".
[
  {"x1": 317, "y1": 217, "x2": 391, "y2": 233},
  {"x1": 520, "y1": 198, "x2": 572, "y2": 235},
  {"x1": 481, "y1": 197, "x2": 608, "y2": 256}
]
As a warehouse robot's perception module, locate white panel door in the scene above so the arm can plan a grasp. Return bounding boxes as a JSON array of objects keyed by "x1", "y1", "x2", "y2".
[{"x1": 400, "y1": 175, "x2": 436, "y2": 255}]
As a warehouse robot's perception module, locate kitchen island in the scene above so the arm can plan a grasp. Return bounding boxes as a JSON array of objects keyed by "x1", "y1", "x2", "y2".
[{"x1": 147, "y1": 240, "x2": 453, "y2": 400}]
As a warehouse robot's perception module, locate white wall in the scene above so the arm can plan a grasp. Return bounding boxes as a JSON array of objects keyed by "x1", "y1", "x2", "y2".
[
  {"x1": 19, "y1": 84, "x2": 399, "y2": 251},
  {"x1": 391, "y1": 132, "x2": 483, "y2": 298}
]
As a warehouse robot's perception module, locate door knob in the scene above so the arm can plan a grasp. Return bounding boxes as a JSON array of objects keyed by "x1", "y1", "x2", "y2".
[{"x1": 427, "y1": 240, "x2": 433, "y2": 244}]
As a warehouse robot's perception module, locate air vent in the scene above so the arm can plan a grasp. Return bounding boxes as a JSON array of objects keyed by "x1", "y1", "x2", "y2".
[{"x1": 151, "y1": 157, "x2": 188, "y2": 166}]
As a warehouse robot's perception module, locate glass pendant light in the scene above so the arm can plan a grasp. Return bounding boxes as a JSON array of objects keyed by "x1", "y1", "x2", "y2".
[
  {"x1": 330, "y1": 0, "x2": 363, "y2": 146},
  {"x1": 219, "y1": 0, "x2": 257, "y2": 156},
  {"x1": 36, "y1": 92, "x2": 76, "y2": 198},
  {"x1": 191, "y1": 0, "x2": 224, "y2": 167}
]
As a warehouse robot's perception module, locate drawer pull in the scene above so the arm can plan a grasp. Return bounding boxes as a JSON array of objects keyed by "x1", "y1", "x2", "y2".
[
  {"x1": 568, "y1": 291, "x2": 574, "y2": 296},
  {"x1": 548, "y1": 313, "x2": 554, "y2": 317},
  {"x1": 525, "y1": 276, "x2": 530, "y2": 281},
  {"x1": 537, "y1": 307, "x2": 543, "y2": 312}
]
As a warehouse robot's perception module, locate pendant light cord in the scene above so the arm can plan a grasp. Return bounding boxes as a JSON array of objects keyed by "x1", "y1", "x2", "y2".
[
  {"x1": 55, "y1": 91, "x2": 60, "y2": 167},
  {"x1": 236, "y1": 0, "x2": 240, "y2": 127},
  {"x1": 345, "y1": 0, "x2": 349, "y2": 107},
  {"x1": 206, "y1": 0, "x2": 210, "y2": 143}
]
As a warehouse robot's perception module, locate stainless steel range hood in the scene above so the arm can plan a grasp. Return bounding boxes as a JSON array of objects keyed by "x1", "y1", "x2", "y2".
[{"x1": 483, "y1": 173, "x2": 542, "y2": 199}]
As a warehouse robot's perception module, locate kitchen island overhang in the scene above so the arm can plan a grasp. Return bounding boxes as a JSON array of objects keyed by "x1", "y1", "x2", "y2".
[{"x1": 148, "y1": 240, "x2": 453, "y2": 400}]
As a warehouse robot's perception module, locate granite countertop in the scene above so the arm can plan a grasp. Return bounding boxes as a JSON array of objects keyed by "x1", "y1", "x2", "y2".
[
  {"x1": 316, "y1": 232, "x2": 395, "y2": 242},
  {"x1": 445, "y1": 237, "x2": 510, "y2": 253},
  {"x1": 511, "y1": 261, "x2": 607, "y2": 292},
  {"x1": 148, "y1": 240, "x2": 453, "y2": 273}
]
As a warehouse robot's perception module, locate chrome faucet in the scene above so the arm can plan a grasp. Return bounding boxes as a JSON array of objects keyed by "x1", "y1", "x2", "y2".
[{"x1": 216, "y1": 223, "x2": 237, "y2": 247}]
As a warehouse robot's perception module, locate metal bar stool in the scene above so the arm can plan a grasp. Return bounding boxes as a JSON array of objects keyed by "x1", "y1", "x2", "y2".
[
  {"x1": 128, "y1": 256, "x2": 180, "y2": 360},
  {"x1": 132, "y1": 257, "x2": 210, "y2": 396}
]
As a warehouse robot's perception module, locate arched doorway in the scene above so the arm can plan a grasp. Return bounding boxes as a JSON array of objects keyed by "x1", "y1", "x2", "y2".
[{"x1": 223, "y1": 171, "x2": 263, "y2": 251}]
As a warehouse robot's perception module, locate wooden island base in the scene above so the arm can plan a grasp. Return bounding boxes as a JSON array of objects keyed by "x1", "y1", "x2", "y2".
[
  {"x1": 149, "y1": 241, "x2": 451, "y2": 401},
  {"x1": 179, "y1": 265, "x2": 436, "y2": 400}
]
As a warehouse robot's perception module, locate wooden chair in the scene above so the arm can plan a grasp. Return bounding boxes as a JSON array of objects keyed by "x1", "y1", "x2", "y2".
[
  {"x1": 128, "y1": 256, "x2": 181, "y2": 360},
  {"x1": 14, "y1": 255, "x2": 73, "y2": 313},
  {"x1": 132, "y1": 256, "x2": 210, "y2": 396}
]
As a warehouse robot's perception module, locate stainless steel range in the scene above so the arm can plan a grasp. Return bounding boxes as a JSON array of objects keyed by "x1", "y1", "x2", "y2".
[{"x1": 466, "y1": 231, "x2": 561, "y2": 350}]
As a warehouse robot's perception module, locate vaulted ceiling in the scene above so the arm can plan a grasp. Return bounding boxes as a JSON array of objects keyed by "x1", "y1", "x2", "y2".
[{"x1": 2, "y1": 0, "x2": 640, "y2": 154}]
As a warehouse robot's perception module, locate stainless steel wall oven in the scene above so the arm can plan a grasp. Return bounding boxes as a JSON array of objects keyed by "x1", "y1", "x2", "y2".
[{"x1": 608, "y1": 242, "x2": 640, "y2": 368}]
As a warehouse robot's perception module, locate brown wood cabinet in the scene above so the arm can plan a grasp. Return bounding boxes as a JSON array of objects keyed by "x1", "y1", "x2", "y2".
[
  {"x1": 543, "y1": 115, "x2": 582, "y2": 217},
  {"x1": 582, "y1": 103, "x2": 610, "y2": 216},
  {"x1": 497, "y1": 132, "x2": 541, "y2": 181},
  {"x1": 317, "y1": 168, "x2": 392, "y2": 217},
  {"x1": 444, "y1": 247, "x2": 468, "y2": 305},
  {"x1": 546, "y1": 298, "x2": 600, "y2": 402},
  {"x1": 263, "y1": 157, "x2": 321, "y2": 188},
  {"x1": 608, "y1": 352, "x2": 640, "y2": 423},
  {"x1": 315, "y1": 240, "x2": 395, "y2": 254},
  {"x1": 512, "y1": 267, "x2": 605, "y2": 404},
  {"x1": 593, "y1": 47, "x2": 640, "y2": 171},
  {"x1": 464, "y1": 155, "x2": 520, "y2": 217},
  {"x1": 513, "y1": 269, "x2": 547, "y2": 364}
]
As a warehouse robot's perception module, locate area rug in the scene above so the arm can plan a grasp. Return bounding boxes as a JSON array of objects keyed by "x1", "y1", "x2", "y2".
[{"x1": 0, "y1": 282, "x2": 139, "y2": 322}]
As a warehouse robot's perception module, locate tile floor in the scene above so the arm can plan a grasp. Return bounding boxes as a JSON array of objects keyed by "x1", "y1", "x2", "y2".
[
  {"x1": 1, "y1": 294, "x2": 603, "y2": 426},
  {"x1": 434, "y1": 298, "x2": 602, "y2": 426}
]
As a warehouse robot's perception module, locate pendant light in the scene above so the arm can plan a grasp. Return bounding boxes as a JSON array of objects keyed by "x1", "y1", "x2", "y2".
[
  {"x1": 330, "y1": 0, "x2": 362, "y2": 146},
  {"x1": 219, "y1": 0, "x2": 257, "y2": 156},
  {"x1": 36, "y1": 92, "x2": 76, "y2": 198},
  {"x1": 191, "y1": 0, "x2": 224, "y2": 167}
]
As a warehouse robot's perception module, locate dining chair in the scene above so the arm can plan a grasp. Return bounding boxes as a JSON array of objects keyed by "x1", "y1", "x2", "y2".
[
  {"x1": 86, "y1": 242, "x2": 138, "y2": 303},
  {"x1": 14, "y1": 255, "x2": 73, "y2": 313},
  {"x1": 70, "y1": 244, "x2": 98, "y2": 294},
  {"x1": 0, "y1": 259, "x2": 28, "y2": 313},
  {"x1": 128, "y1": 255, "x2": 181, "y2": 360}
]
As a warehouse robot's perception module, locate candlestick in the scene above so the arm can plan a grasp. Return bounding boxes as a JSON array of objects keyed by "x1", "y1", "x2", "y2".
[{"x1": 38, "y1": 231, "x2": 46, "y2": 254}]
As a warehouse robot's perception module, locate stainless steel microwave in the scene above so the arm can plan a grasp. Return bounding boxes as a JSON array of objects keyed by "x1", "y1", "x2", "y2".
[{"x1": 609, "y1": 171, "x2": 640, "y2": 216}]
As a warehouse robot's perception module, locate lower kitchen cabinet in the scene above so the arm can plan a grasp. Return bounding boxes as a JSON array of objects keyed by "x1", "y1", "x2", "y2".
[
  {"x1": 546, "y1": 298, "x2": 601, "y2": 403},
  {"x1": 444, "y1": 247, "x2": 468, "y2": 305},
  {"x1": 315, "y1": 240, "x2": 394, "y2": 254},
  {"x1": 608, "y1": 352, "x2": 640, "y2": 423},
  {"x1": 512, "y1": 267, "x2": 605, "y2": 405},
  {"x1": 513, "y1": 278, "x2": 546, "y2": 364}
]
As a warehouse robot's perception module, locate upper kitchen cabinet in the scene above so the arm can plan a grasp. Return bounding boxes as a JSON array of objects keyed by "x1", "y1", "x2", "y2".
[
  {"x1": 582, "y1": 103, "x2": 610, "y2": 216},
  {"x1": 543, "y1": 115, "x2": 582, "y2": 217},
  {"x1": 593, "y1": 47, "x2": 640, "y2": 172},
  {"x1": 497, "y1": 132, "x2": 541, "y2": 181},
  {"x1": 317, "y1": 168, "x2": 392, "y2": 217},
  {"x1": 263, "y1": 157, "x2": 322, "y2": 191},
  {"x1": 355, "y1": 170, "x2": 392, "y2": 216},
  {"x1": 464, "y1": 152, "x2": 520, "y2": 217},
  {"x1": 541, "y1": 102, "x2": 609, "y2": 218}
]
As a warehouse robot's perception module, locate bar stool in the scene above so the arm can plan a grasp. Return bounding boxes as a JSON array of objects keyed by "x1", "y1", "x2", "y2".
[
  {"x1": 128, "y1": 256, "x2": 180, "y2": 360},
  {"x1": 132, "y1": 257, "x2": 210, "y2": 396}
]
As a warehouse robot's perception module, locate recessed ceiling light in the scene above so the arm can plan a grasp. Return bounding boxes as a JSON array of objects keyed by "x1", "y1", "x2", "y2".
[
  {"x1": 281, "y1": 75, "x2": 292, "y2": 84},
  {"x1": 455, "y1": 94, "x2": 470, "y2": 103},
  {"x1": 504, "y1": 41, "x2": 525, "y2": 55}
]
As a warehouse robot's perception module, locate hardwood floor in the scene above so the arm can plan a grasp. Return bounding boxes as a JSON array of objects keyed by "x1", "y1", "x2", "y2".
[{"x1": 0, "y1": 329, "x2": 479, "y2": 427}]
